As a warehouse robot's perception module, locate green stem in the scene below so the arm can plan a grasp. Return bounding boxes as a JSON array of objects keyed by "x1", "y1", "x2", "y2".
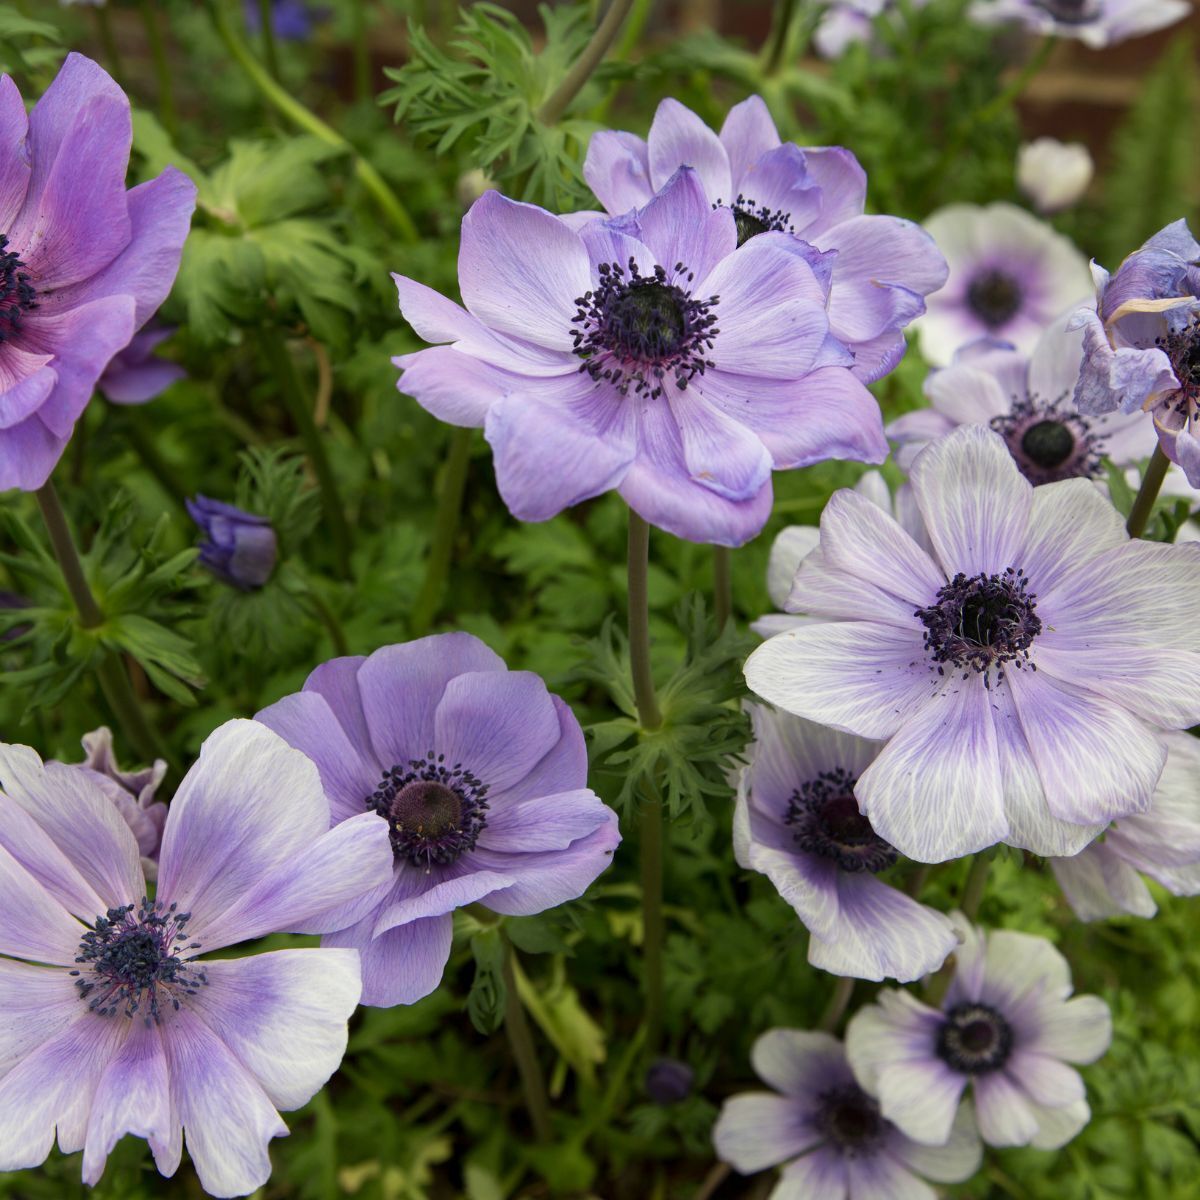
[
  {"x1": 304, "y1": 586, "x2": 350, "y2": 656},
  {"x1": 974, "y1": 36, "x2": 1055, "y2": 127},
  {"x1": 409, "y1": 427, "x2": 472, "y2": 637},
  {"x1": 208, "y1": 0, "x2": 419, "y2": 242},
  {"x1": 258, "y1": 327, "x2": 353, "y2": 579},
  {"x1": 612, "y1": 0, "x2": 655, "y2": 63},
  {"x1": 536, "y1": 0, "x2": 637, "y2": 125},
  {"x1": 712, "y1": 546, "x2": 732, "y2": 630},
  {"x1": 817, "y1": 975, "x2": 855, "y2": 1033},
  {"x1": 640, "y1": 788, "x2": 665, "y2": 1054},
  {"x1": 1126, "y1": 444, "x2": 1171, "y2": 539},
  {"x1": 960, "y1": 853, "x2": 992, "y2": 922},
  {"x1": 762, "y1": 0, "x2": 799, "y2": 76},
  {"x1": 501, "y1": 935, "x2": 553, "y2": 1142},
  {"x1": 94, "y1": 6, "x2": 123, "y2": 77},
  {"x1": 256, "y1": 0, "x2": 281, "y2": 80},
  {"x1": 118, "y1": 406, "x2": 189, "y2": 515},
  {"x1": 140, "y1": 0, "x2": 178, "y2": 137},
  {"x1": 352, "y1": 0, "x2": 372, "y2": 104},
  {"x1": 627, "y1": 510, "x2": 662, "y2": 731}
]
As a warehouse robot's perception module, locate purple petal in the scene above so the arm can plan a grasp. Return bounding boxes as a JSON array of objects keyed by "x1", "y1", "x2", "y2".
[
  {"x1": 0, "y1": 76, "x2": 31, "y2": 228},
  {"x1": 973, "y1": 1071, "x2": 1040, "y2": 1146},
  {"x1": 751, "y1": 1028, "x2": 854, "y2": 1097},
  {"x1": 1050, "y1": 842, "x2": 1155, "y2": 921},
  {"x1": 372, "y1": 862, "x2": 515, "y2": 930},
  {"x1": 101, "y1": 357, "x2": 185, "y2": 405},
  {"x1": 396, "y1": 345, "x2": 510, "y2": 427},
  {"x1": 299, "y1": 655, "x2": 373, "y2": 761},
  {"x1": 488, "y1": 695, "x2": 588, "y2": 805},
  {"x1": 0, "y1": 958, "x2": 80, "y2": 1076},
  {"x1": 667, "y1": 389, "x2": 772, "y2": 501},
  {"x1": 480, "y1": 787, "x2": 613, "y2": 853},
  {"x1": 777, "y1": 1149, "x2": 850, "y2": 1198},
  {"x1": 0, "y1": 840, "x2": 91, "y2": 966},
  {"x1": 798, "y1": 146, "x2": 867, "y2": 230},
  {"x1": 0, "y1": 402, "x2": 68, "y2": 491},
  {"x1": 635, "y1": 166, "x2": 736, "y2": 285},
  {"x1": 788, "y1": 548, "x2": 932, "y2": 628},
  {"x1": 646, "y1": 97, "x2": 732, "y2": 201},
  {"x1": 845, "y1": 1154, "x2": 934, "y2": 1200},
  {"x1": 1007, "y1": 1050, "x2": 1085, "y2": 1108},
  {"x1": 712, "y1": 1093, "x2": 818, "y2": 1173},
  {"x1": 1021, "y1": 478, "x2": 1127, "y2": 597},
  {"x1": 1073, "y1": 308, "x2": 1176, "y2": 417},
  {"x1": 324, "y1": 908, "x2": 453, "y2": 1007},
  {"x1": 583, "y1": 130, "x2": 654, "y2": 215},
  {"x1": 0, "y1": 357, "x2": 54, "y2": 425},
  {"x1": 718, "y1": 95, "x2": 781, "y2": 190}
]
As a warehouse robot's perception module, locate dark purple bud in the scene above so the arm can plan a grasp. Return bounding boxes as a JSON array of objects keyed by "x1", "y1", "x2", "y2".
[
  {"x1": 186, "y1": 495, "x2": 278, "y2": 590},
  {"x1": 242, "y1": 0, "x2": 324, "y2": 40},
  {"x1": 0, "y1": 590, "x2": 31, "y2": 643},
  {"x1": 644, "y1": 1057, "x2": 694, "y2": 1104}
]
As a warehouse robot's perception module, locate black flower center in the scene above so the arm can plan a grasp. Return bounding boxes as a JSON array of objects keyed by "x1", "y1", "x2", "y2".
[
  {"x1": 367, "y1": 751, "x2": 489, "y2": 868},
  {"x1": 989, "y1": 396, "x2": 1103, "y2": 485},
  {"x1": 571, "y1": 257, "x2": 719, "y2": 399},
  {"x1": 1155, "y1": 320, "x2": 1200, "y2": 417},
  {"x1": 717, "y1": 194, "x2": 795, "y2": 248},
  {"x1": 936, "y1": 1002, "x2": 1014, "y2": 1074},
  {"x1": 785, "y1": 767, "x2": 898, "y2": 873},
  {"x1": 966, "y1": 269, "x2": 1023, "y2": 328},
  {"x1": 72, "y1": 900, "x2": 207, "y2": 1023},
  {"x1": 0, "y1": 233, "x2": 37, "y2": 343},
  {"x1": 814, "y1": 1085, "x2": 887, "y2": 1157},
  {"x1": 916, "y1": 567, "x2": 1042, "y2": 687},
  {"x1": 1035, "y1": 0, "x2": 1101, "y2": 23}
]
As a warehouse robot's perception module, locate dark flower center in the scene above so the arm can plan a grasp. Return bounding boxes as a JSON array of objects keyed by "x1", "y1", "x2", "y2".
[
  {"x1": 916, "y1": 567, "x2": 1042, "y2": 687},
  {"x1": 716, "y1": 194, "x2": 795, "y2": 248},
  {"x1": 989, "y1": 396, "x2": 1103, "y2": 485},
  {"x1": 367, "y1": 751, "x2": 489, "y2": 868},
  {"x1": 785, "y1": 767, "x2": 898, "y2": 873},
  {"x1": 0, "y1": 233, "x2": 37, "y2": 343},
  {"x1": 1155, "y1": 320, "x2": 1200, "y2": 417},
  {"x1": 966, "y1": 269, "x2": 1023, "y2": 328},
  {"x1": 1035, "y1": 0, "x2": 1101, "y2": 23},
  {"x1": 71, "y1": 900, "x2": 207, "y2": 1023},
  {"x1": 571, "y1": 257, "x2": 719, "y2": 399},
  {"x1": 814, "y1": 1085, "x2": 887, "y2": 1157},
  {"x1": 936, "y1": 1002, "x2": 1014, "y2": 1074}
]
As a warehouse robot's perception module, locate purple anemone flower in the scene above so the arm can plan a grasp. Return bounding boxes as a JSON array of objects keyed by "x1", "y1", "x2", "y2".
[
  {"x1": 744, "y1": 423, "x2": 1200, "y2": 863},
  {"x1": 736, "y1": 702, "x2": 956, "y2": 982},
  {"x1": 1050, "y1": 730, "x2": 1200, "y2": 920},
  {"x1": 0, "y1": 720, "x2": 393, "y2": 1196},
  {"x1": 0, "y1": 54, "x2": 196, "y2": 492},
  {"x1": 969, "y1": 0, "x2": 1189, "y2": 47},
  {"x1": 917, "y1": 203, "x2": 1091, "y2": 366},
  {"x1": 99, "y1": 323, "x2": 185, "y2": 405},
  {"x1": 1072, "y1": 220, "x2": 1200, "y2": 486},
  {"x1": 846, "y1": 918, "x2": 1112, "y2": 1150},
  {"x1": 393, "y1": 170, "x2": 889, "y2": 546},
  {"x1": 582, "y1": 96, "x2": 948, "y2": 383},
  {"x1": 187, "y1": 496, "x2": 278, "y2": 590},
  {"x1": 713, "y1": 1028, "x2": 981, "y2": 1198},
  {"x1": 255, "y1": 634, "x2": 621, "y2": 1006}
]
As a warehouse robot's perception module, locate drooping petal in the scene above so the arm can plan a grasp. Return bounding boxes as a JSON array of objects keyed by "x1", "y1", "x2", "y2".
[
  {"x1": 1050, "y1": 842, "x2": 1156, "y2": 921},
  {"x1": 479, "y1": 788, "x2": 613, "y2": 853},
  {"x1": 799, "y1": 146, "x2": 867, "y2": 230},
  {"x1": 667, "y1": 388, "x2": 772, "y2": 501}
]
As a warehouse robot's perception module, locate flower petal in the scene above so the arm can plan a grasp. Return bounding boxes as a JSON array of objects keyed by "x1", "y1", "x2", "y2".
[
  {"x1": 718, "y1": 95, "x2": 781, "y2": 189},
  {"x1": 634, "y1": 166, "x2": 736, "y2": 286},
  {"x1": 0, "y1": 958, "x2": 80, "y2": 1076},
  {"x1": 324, "y1": 909, "x2": 453, "y2": 1007},
  {"x1": 0, "y1": 841, "x2": 87, "y2": 966},
  {"x1": 973, "y1": 1071, "x2": 1040, "y2": 1146},
  {"x1": 0, "y1": 75, "x2": 30, "y2": 228},
  {"x1": 646, "y1": 97, "x2": 731, "y2": 200},
  {"x1": 752, "y1": 1028, "x2": 854, "y2": 1096},
  {"x1": 712, "y1": 1093, "x2": 818, "y2": 1173},
  {"x1": 583, "y1": 130, "x2": 653, "y2": 214}
]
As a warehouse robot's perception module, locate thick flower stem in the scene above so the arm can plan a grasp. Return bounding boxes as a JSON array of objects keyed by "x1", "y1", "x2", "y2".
[
  {"x1": 409, "y1": 427, "x2": 473, "y2": 637},
  {"x1": 817, "y1": 975, "x2": 855, "y2": 1033},
  {"x1": 712, "y1": 545, "x2": 732, "y2": 630},
  {"x1": 762, "y1": 0, "x2": 800, "y2": 76},
  {"x1": 960, "y1": 852, "x2": 992, "y2": 922},
  {"x1": 627, "y1": 511, "x2": 662, "y2": 732},
  {"x1": 256, "y1": 0, "x2": 282, "y2": 81},
  {"x1": 501, "y1": 935, "x2": 553, "y2": 1143},
  {"x1": 139, "y1": 0, "x2": 178, "y2": 137},
  {"x1": 303, "y1": 585, "x2": 351, "y2": 656},
  {"x1": 207, "y1": 0, "x2": 418, "y2": 243},
  {"x1": 1125, "y1": 444, "x2": 1171, "y2": 539},
  {"x1": 536, "y1": 0, "x2": 637, "y2": 126},
  {"x1": 352, "y1": 0, "x2": 372, "y2": 104}
]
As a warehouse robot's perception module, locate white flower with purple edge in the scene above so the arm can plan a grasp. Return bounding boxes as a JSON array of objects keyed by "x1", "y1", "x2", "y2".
[
  {"x1": 713, "y1": 1028, "x2": 981, "y2": 1199},
  {"x1": 917, "y1": 202, "x2": 1091, "y2": 366},
  {"x1": 582, "y1": 95, "x2": 948, "y2": 384},
  {"x1": 846, "y1": 917, "x2": 1112, "y2": 1150},
  {"x1": 744, "y1": 423, "x2": 1200, "y2": 864},
  {"x1": 0, "y1": 720, "x2": 394, "y2": 1197},
  {"x1": 970, "y1": 0, "x2": 1190, "y2": 48},
  {"x1": 256, "y1": 633, "x2": 621, "y2": 1007},
  {"x1": 736, "y1": 702, "x2": 957, "y2": 982}
]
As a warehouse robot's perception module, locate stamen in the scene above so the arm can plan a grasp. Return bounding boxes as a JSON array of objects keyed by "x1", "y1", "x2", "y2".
[
  {"x1": 966, "y1": 268, "x2": 1023, "y2": 328},
  {"x1": 936, "y1": 1002, "x2": 1014, "y2": 1074},
  {"x1": 814, "y1": 1084, "x2": 887, "y2": 1157},
  {"x1": 1034, "y1": 0, "x2": 1102, "y2": 23},
  {"x1": 714, "y1": 193, "x2": 795, "y2": 248},
  {"x1": 989, "y1": 393, "x2": 1103, "y2": 485},
  {"x1": 0, "y1": 233, "x2": 37, "y2": 343},
  {"x1": 785, "y1": 767, "x2": 898, "y2": 874},
  {"x1": 1154, "y1": 319, "x2": 1200, "y2": 421}
]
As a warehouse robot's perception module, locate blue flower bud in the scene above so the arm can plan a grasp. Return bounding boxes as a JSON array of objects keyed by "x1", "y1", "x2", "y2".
[
  {"x1": 644, "y1": 1057, "x2": 694, "y2": 1105},
  {"x1": 186, "y1": 496, "x2": 278, "y2": 590}
]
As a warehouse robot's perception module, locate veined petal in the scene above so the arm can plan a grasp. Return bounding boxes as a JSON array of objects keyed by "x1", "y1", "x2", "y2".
[
  {"x1": 718, "y1": 95, "x2": 781, "y2": 190},
  {"x1": 324, "y1": 909, "x2": 452, "y2": 1007},
  {"x1": 646, "y1": 97, "x2": 731, "y2": 201},
  {"x1": 635, "y1": 166, "x2": 736, "y2": 287},
  {"x1": 0, "y1": 76, "x2": 30, "y2": 228},
  {"x1": 712, "y1": 1093, "x2": 817, "y2": 1173},
  {"x1": 583, "y1": 130, "x2": 653, "y2": 215}
]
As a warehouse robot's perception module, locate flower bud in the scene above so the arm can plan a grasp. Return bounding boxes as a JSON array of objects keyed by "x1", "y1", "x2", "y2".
[
  {"x1": 644, "y1": 1057, "x2": 694, "y2": 1104},
  {"x1": 1016, "y1": 138, "x2": 1094, "y2": 214},
  {"x1": 187, "y1": 495, "x2": 278, "y2": 589}
]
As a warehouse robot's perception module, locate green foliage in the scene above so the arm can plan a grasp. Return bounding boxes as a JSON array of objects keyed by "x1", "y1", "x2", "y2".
[{"x1": 467, "y1": 927, "x2": 508, "y2": 1034}]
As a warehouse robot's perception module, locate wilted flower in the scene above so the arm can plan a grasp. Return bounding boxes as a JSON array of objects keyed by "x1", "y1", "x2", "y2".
[
  {"x1": 98, "y1": 324, "x2": 185, "y2": 405},
  {"x1": 645, "y1": 1057, "x2": 694, "y2": 1104},
  {"x1": 582, "y1": 96, "x2": 948, "y2": 383},
  {"x1": 714, "y1": 1029, "x2": 981, "y2": 1196},
  {"x1": 736, "y1": 703, "x2": 957, "y2": 982},
  {"x1": 1017, "y1": 138, "x2": 1094, "y2": 214},
  {"x1": 0, "y1": 721, "x2": 393, "y2": 1195},
  {"x1": 1072, "y1": 219, "x2": 1200, "y2": 486},
  {"x1": 187, "y1": 496, "x2": 278, "y2": 590},
  {"x1": 1050, "y1": 730, "x2": 1200, "y2": 920},
  {"x1": 0, "y1": 54, "x2": 195, "y2": 492},
  {"x1": 970, "y1": 0, "x2": 1188, "y2": 47},
  {"x1": 256, "y1": 634, "x2": 621, "y2": 1006},
  {"x1": 917, "y1": 203, "x2": 1091, "y2": 366},
  {"x1": 846, "y1": 918, "x2": 1112, "y2": 1149},
  {"x1": 744, "y1": 424, "x2": 1200, "y2": 863},
  {"x1": 394, "y1": 170, "x2": 889, "y2": 546}
]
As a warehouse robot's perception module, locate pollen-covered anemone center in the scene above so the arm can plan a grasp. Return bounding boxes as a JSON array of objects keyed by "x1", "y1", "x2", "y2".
[
  {"x1": 0, "y1": 233, "x2": 37, "y2": 343},
  {"x1": 814, "y1": 1085, "x2": 887, "y2": 1157},
  {"x1": 916, "y1": 567, "x2": 1042, "y2": 687},
  {"x1": 989, "y1": 396, "x2": 1103, "y2": 485},
  {"x1": 1035, "y1": 0, "x2": 1102, "y2": 23},
  {"x1": 72, "y1": 900, "x2": 207, "y2": 1024},
  {"x1": 716, "y1": 194, "x2": 795, "y2": 248},
  {"x1": 1155, "y1": 319, "x2": 1200, "y2": 416},
  {"x1": 571, "y1": 257, "x2": 720, "y2": 399},
  {"x1": 966, "y1": 268, "x2": 1023, "y2": 328},
  {"x1": 367, "y1": 751, "x2": 489, "y2": 869},
  {"x1": 785, "y1": 767, "x2": 899, "y2": 874},
  {"x1": 936, "y1": 1002, "x2": 1014, "y2": 1074}
]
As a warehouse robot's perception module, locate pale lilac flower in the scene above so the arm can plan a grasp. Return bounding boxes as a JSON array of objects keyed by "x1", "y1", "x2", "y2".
[
  {"x1": 744, "y1": 424, "x2": 1200, "y2": 863},
  {"x1": 187, "y1": 496, "x2": 278, "y2": 590},
  {"x1": 970, "y1": 0, "x2": 1189, "y2": 47},
  {"x1": 714, "y1": 1029, "x2": 981, "y2": 1198},
  {"x1": 256, "y1": 634, "x2": 621, "y2": 1006},
  {"x1": 846, "y1": 918, "x2": 1112, "y2": 1150},
  {"x1": 0, "y1": 54, "x2": 196, "y2": 491},
  {"x1": 393, "y1": 170, "x2": 889, "y2": 546},
  {"x1": 736, "y1": 703, "x2": 956, "y2": 982},
  {"x1": 99, "y1": 324, "x2": 185, "y2": 405},
  {"x1": 582, "y1": 96, "x2": 948, "y2": 383},
  {"x1": 917, "y1": 203, "x2": 1091, "y2": 366},
  {"x1": 0, "y1": 721, "x2": 393, "y2": 1196},
  {"x1": 1050, "y1": 731, "x2": 1200, "y2": 920},
  {"x1": 1017, "y1": 139, "x2": 1094, "y2": 215}
]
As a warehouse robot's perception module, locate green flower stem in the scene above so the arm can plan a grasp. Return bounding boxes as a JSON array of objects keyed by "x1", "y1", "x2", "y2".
[
  {"x1": 1126, "y1": 444, "x2": 1171, "y2": 539},
  {"x1": 501, "y1": 933, "x2": 553, "y2": 1142},
  {"x1": 304, "y1": 585, "x2": 351, "y2": 656},
  {"x1": 627, "y1": 510, "x2": 662, "y2": 732},
  {"x1": 117, "y1": 405, "x2": 189, "y2": 516},
  {"x1": 712, "y1": 545, "x2": 732, "y2": 630},
  {"x1": 536, "y1": 0, "x2": 637, "y2": 126},
  {"x1": 139, "y1": 0, "x2": 178, "y2": 137},
  {"x1": 36, "y1": 480, "x2": 103, "y2": 629},
  {"x1": 817, "y1": 975, "x2": 855, "y2": 1033},
  {"x1": 960, "y1": 852, "x2": 992, "y2": 922},
  {"x1": 259, "y1": 327, "x2": 353, "y2": 580},
  {"x1": 94, "y1": 6, "x2": 123, "y2": 77},
  {"x1": 762, "y1": 0, "x2": 800, "y2": 76},
  {"x1": 207, "y1": 0, "x2": 419, "y2": 243},
  {"x1": 409, "y1": 427, "x2": 473, "y2": 637},
  {"x1": 352, "y1": 0, "x2": 372, "y2": 104},
  {"x1": 256, "y1": 0, "x2": 281, "y2": 81},
  {"x1": 973, "y1": 35, "x2": 1055, "y2": 127}
]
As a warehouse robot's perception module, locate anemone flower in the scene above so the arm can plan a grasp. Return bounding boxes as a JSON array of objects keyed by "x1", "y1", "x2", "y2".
[
  {"x1": 969, "y1": 0, "x2": 1189, "y2": 47},
  {"x1": 187, "y1": 496, "x2": 278, "y2": 591},
  {"x1": 0, "y1": 721, "x2": 394, "y2": 1197},
  {"x1": 0, "y1": 54, "x2": 195, "y2": 492},
  {"x1": 744, "y1": 424, "x2": 1200, "y2": 864},
  {"x1": 846, "y1": 917, "x2": 1112, "y2": 1150},
  {"x1": 714, "y1": 1028, "x2": 981, "y2": 1198},
  {"x1": 393, "y1": 169, "x2": 889, "y2": 546},
  {"x1": 256, "y1": 633, "x2": 621, "y2": 1006},
  {"x1": 916, "y1": 203, "x2": 1090, "y2": 366}
]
